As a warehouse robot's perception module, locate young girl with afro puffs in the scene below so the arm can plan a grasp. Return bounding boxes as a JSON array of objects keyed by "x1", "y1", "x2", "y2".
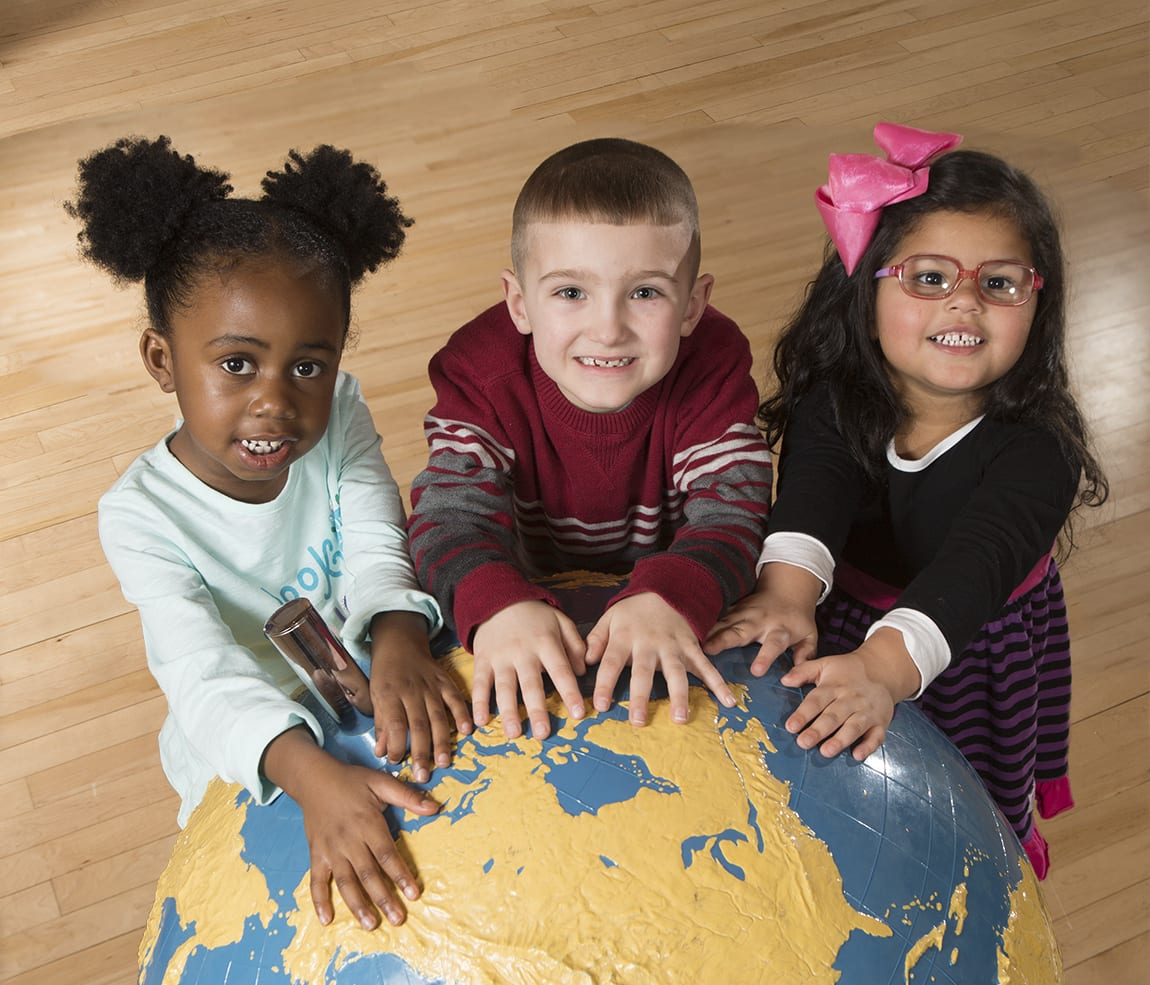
[{"x1": 68, "y1": 136, "x2": 472, "y2": 930}]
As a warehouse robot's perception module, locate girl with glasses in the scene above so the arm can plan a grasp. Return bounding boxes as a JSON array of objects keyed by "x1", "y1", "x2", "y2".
[{"x1": 707, "y1": 123, "x2": 1108, "y2": 878}]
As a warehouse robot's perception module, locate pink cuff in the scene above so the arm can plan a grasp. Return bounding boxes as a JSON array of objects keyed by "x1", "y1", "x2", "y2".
[
  {"x1": 1021, "y1": 828, "x2": 1050, "y2": 880},
  {"x1": 1036, "y1": 776, "x2": 1075, "y2": 819}
]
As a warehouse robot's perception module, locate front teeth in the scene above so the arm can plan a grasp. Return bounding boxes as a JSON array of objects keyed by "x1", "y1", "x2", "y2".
[
  {"x1": 930, "y1": 333, "x2": 983, "y2": 347},
  {"x1": 578, "y1": 357, "x2": 633, "y2": 368},
  {"x1": 242, "y1": 439, "x2": 285, "y2": 454}
]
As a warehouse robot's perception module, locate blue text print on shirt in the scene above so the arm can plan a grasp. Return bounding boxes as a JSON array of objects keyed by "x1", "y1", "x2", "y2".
[{"x1": 263, "y1": 502, "x2": 344, "y2": 604}]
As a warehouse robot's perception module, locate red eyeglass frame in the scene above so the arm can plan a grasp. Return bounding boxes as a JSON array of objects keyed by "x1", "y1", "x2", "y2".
[{"x1": 874, "y1": 254, "x2": 1044, "y2": 306}]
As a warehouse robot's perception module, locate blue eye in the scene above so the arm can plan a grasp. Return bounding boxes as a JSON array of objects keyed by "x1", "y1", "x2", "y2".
[{"x1": 631, "y1": 286, "x2": 660, "y2": 300}]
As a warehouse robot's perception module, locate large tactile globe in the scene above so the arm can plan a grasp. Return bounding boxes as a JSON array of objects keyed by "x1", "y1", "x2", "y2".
[{"x1": 139, "y1": 574, "x2": 1061, "y2": 984}]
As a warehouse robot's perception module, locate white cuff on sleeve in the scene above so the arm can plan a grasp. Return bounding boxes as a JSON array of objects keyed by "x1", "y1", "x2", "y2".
[
  {"x1": 757, "y1": 531, "x2": 835, "y2": 603},
  {"x1": 865, "y1": 608, "x2": 950, "y2": 699}
]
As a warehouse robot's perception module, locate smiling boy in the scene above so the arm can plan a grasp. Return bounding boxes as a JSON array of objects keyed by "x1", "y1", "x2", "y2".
[{"x1": 408, "y1": 138, "x2": 772, "y2": 738}]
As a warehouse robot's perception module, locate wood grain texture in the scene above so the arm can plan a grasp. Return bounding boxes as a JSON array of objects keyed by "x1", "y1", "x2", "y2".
[{"x1": 1, "y1": 1, "x2": 1146, "y2": 981}]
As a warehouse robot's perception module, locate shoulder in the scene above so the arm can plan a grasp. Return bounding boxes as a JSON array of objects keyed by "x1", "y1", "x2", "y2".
[
  {"x1": 683, "y1": 305, "x2": 748, "y2": 352},
  {"x1": 969, "y1": 418, "x2": 1077, "y2": 479},
  {"x1": 429, "y1": 302, "x2": 531, "y2": 400},
  {"x1": 99, "y1": 436, "x2": 180, "y2": 512},
  {"x1": 98, "y1": 440, "x2": 192, "y2": 555},
  {"x1": 438, "y1": 302, "x2": 525, "y2": 362},
  {"x1": 673, "y1": 305, "x2": 753, "y2": 382},
  {"x1": 969, "y1": 417, "x2": 1066, "y2": 458}
]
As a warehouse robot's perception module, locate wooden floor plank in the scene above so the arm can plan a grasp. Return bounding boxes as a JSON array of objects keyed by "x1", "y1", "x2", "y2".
[{"x1": 0, "y1": 2, "x2": 1145, "y2": 982}]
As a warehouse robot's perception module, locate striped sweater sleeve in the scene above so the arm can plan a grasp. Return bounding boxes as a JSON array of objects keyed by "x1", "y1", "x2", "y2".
[{"x1": 407, "y1": 346, "x2": 558, "y2": 647}]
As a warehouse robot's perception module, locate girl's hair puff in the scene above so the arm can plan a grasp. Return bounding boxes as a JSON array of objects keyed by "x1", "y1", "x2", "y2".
[
  {"x1": 762, "y1": 148, "x2": 1107, "y2": 540},
  {"x1": 66, "y1": 136, "x2": 413, "y2": 337}
]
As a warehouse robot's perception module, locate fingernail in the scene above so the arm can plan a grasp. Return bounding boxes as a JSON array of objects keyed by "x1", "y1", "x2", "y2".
[
  {"x1": 386, "y1": 906, "x2": 403, "y2": 926},
  {"x1": 404, "y1": 882, "x2": 420, "y2": 901},
  {"x1": 361, "y1": 912, "x2": 377, "y2": 930},
  {"x1": 415, "y1": 767, "x2": 429, "y2": 783},
  {"x1": 672, "y1": 709, "x2": 688, "y2": 723}
]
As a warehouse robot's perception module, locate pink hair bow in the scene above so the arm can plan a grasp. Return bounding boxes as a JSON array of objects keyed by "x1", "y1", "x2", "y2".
[{"x1": 815, "y1": 122, "x2": 963, "y2": 275}]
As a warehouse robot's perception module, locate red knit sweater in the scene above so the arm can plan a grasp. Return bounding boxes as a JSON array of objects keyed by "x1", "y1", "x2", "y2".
[{"x1": 408, "y1": 302, "x2": 772, "y2": 646}]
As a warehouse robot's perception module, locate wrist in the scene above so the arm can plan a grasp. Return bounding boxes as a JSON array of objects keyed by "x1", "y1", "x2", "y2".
[
  {"x1": 858, "y1": 627, "x2": 921, "y2": 702},
  {"x1": 370, "y1": 609, "x2": 431, "y2": 642},
  {"x1": 261, "y1": 725, "x2": 330, "y2": 796},
  {"x1": 759, "y1": 561, "x2": 823, "y2": 608}
]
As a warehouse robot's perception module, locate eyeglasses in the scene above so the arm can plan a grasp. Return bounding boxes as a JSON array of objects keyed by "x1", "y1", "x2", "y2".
[{"x1": 874, "y1": 254, "x2": 1044, "y2": 306}]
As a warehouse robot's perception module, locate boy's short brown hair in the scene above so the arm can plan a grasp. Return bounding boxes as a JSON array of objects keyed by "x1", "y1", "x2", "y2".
[{"x1": 510, "y1": 137, "x2": 701, "y2": 277}]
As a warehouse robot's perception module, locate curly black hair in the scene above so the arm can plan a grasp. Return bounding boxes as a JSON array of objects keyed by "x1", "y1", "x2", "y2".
[{"x1": 65, "y1": 136, "x2": 413, "y2": 337}]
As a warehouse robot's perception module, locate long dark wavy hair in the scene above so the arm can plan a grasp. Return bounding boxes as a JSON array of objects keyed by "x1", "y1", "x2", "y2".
[{"x1": 760, "y1": 149, "x2": 1108, "y2": 545}]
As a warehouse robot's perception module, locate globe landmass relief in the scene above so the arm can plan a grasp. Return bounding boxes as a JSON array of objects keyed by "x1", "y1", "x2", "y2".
[{"x1": 140, "y1": 575, "x2": 1060, "y2": 985}]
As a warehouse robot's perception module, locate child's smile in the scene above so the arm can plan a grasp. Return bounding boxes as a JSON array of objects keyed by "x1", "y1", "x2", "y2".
[
  {"x1": 140, "y1": 260, "x2": 345, "y2": 503},
  {"x1": 237, "y1": 436, "x2": 297, "y2": 470},
  {"x1": 874, "y1": 210, "x2": 1036, "y2": 416},
  {"x1": 501, "y1": 221, "x2": 712, "y2": 414}
]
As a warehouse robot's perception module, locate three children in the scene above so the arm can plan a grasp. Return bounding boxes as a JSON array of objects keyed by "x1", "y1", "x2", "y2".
[{"x1": 77, "y1": 123, "x2": 1100, "y2": 922}]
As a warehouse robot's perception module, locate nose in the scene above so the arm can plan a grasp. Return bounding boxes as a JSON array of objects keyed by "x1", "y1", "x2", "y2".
[
  {"x1": 586, "y1": 298, "x2": 629, "y2": 346},
  {"x1": 947, "y1": 271, "x2": 985, "y2": 310},
  {"x1": 250, "y1": 375, "x2": 297, "y2": 420}
]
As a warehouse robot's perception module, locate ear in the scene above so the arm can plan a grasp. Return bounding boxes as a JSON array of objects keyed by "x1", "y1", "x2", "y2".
[
  {"x1": 140, "y1": 329, "x2": 177, "y2": 393},
  {"x1": 501, "y1": 268, "x2": 533, "y2": 336},
  {"x1": 680, "y1": 273, "x2": 715, "y2": 338}
]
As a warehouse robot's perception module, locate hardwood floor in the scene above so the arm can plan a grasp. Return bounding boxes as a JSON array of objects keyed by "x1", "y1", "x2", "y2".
[{"x1": 1, "y1": 2, "x2": 1146, "y2": 982}]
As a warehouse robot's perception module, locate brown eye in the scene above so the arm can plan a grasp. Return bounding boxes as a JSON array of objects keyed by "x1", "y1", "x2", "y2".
[
  {"x1": 222, "y1": 357, "x2": 253, "y2": 375},
  {"x1": 294, "y1": 361, "x2": 323, "y2": 379}
]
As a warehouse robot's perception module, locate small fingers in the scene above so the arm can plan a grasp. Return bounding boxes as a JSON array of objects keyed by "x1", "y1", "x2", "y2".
[
  {"x1": 626, "y1": 657, "x2": 656, "y2": 727},
  {"x1": 443, "y1": 684, "x2": 474, "y2": 740},
  {"x1": 748, "y1": 629, "x2": 797, "y2": 677},
  {"x1": 789, "y1": 636, "x2": 818, "y2": 666},
  {"x1": 405, "y1": 712, "x2": 433, "y2": 783},
  {"x1": 517, "y1": 671, "x2": 552, "y2": 740},
  {"x1": 546, "y1": 661, "x2": 585, "y2": 726},
  {"x1": 703, "y1": 620, "x2": 753, "y2": 656},
  {"x1": 309, "y1": 860, "x2": 335, "y2": 926},
  {"x1": 471, "y1": 660, "x2": 494, "y2": 728},
  {"x1": 492, "y1": 666, "x2": 526, "y2": 738},
  {"x1": 663, "y1": 665, "x2": 691, "y2": 725},
  {"x1": 591, "y1": 648, "x2": 627, "y2": 713},
  {"x1": 583, "y1": 628, "x2": 606, "y2": 667},
  {"x1": 334, "y1": 847, "x2": 408, "y2": 929},
  {"x1": 851, "y1": 724, "x2": 888, "y2": 761},
  {"x1": 687, "y1": 652, "x2": 735, "y2": 709},
  {"x1": 558, "y1": 617, "x2": 589, "y2": 676}
]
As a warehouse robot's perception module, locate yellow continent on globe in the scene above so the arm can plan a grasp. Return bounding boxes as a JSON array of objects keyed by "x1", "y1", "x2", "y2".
[
  {"x1": 279, "y1": 677, "x2": 890, "y2": 984},
  {"x1": 143, "y1": 635, "x2": 1061, "y2": 984}
]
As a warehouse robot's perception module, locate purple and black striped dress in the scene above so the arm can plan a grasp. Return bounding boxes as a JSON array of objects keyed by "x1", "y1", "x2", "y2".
[{"x1": 769, "y1": 386, "x2": 1081, "y2": 878}]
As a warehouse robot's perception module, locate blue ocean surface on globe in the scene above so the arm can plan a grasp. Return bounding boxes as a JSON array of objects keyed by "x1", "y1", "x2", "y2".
[{"x1": 139, "y1": 581, "x2": 1052, "y2": 985}]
